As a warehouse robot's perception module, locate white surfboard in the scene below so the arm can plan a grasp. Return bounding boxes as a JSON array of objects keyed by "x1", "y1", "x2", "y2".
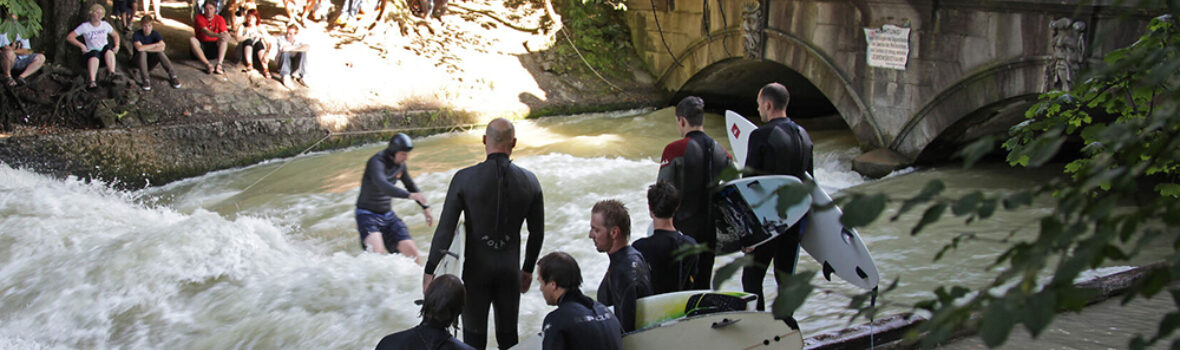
[
  {"x1": 799, "y1": 174, "x2": 879, "y2": 290},
  {"x1": 512, "y1": 311, "x2": 802, "y2": 350},
  {"x1": 634, "y1": 290, "x2": 757, "y2": 330},
  {"x1": 723, "y1": 111, "x2": 879, "y2": 291},
  {"x1": 434, "y1": 222, "x2": 464, "y2": 277},
  {"x1": 714, "y1": 175, "x2": 812, "y2": 255},
  {"x1": 725, "y1": 110, "x2": 757, "y2": 169}
]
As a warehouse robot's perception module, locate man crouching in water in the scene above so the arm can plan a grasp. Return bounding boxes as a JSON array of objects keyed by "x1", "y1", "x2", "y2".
[
  {"x1": 355, "y1": 133, "x2": 433, "y2": 262},
  {"x1": 537, "y1": 252, "x2": 623, "y2": 350},
  {"x1": 375, "y1": 274, "x2": 476, "y2": 350}
]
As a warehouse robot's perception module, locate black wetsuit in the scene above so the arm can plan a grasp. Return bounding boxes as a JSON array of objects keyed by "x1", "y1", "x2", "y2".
[
  {"x1": 632, "y1": 229, "x2": 699, "y2": 294},
  {"x1": 742, "y1": 117, "x2": 814, "y2": 311},
  {"x1": 596, "y1": 245, "x2": 653, "y2": 332},
  {"x1": 658, "y1": 130, "x2": 731, "y2": 290},
  {"x1": 357, "y1": 149, "x2": 419, "y2": 213},
  {"x1": 424, "y1": 153, "x2": 545, "y2": 349},
  {"x1": 375, "y1": 321, "x2": 476, "y2": 350},
  {"x1": 541, "y1": 288, "x2": 623, "y2": 350}
]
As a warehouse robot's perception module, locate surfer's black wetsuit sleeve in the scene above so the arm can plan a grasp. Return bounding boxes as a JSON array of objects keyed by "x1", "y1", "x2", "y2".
[
  {"x1": 541, "y1": 289, "x2": 624, "y2": 350},
  {"x1": 424, "y1": 170, "x2": 467, "y2": 275},
  {"x1": 522, "y1": 185, "x2": 544, "y2": 273}
]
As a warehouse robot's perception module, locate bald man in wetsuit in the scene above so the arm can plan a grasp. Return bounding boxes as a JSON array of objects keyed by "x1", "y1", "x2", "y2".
[
  {"x1": 423, "y1": 118, "x2": 545, "y2": 349},
  {"x1": 741, "y1": 82, "x2": 814, "y2": 311}
]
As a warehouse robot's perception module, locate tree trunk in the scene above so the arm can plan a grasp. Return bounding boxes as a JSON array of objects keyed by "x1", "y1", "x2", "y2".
[{"x1": 36, "y1": 0, "x2": 107, "y2": 65}]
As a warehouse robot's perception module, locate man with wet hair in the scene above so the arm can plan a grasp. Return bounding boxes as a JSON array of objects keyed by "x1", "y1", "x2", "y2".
[
  {"x1": 375, "y1": 274, "x2": 476, "y2": 350},
  {"x1": 658, "y1": 95, "x2": 731, "y2": 290},
  {"x1": 741, "y1": 82, "x2": 814, "y2": 311},
  {"x1": 632, "y1": 182, "x2": 699, "y2": 294},
  {"x1": 423, "y1": 118, "x2": 545, "y2": 349},
  {"x1": 537, "y1": 251, "x2": 623, "y2": 350},
  {"x1": 589, "y1": 199, "x2": 652, "y2": 332},
  {"x1": 355, "y1": 133, "x2": 433, "y2": 261}
]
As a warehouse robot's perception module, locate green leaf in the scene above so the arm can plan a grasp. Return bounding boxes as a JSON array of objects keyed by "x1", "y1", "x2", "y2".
[
  {"x1": 956, "y1": 135, "x2": 996, "y2": 169},
  {"x1": 952, "y1": 191, "x2": 984, "y2": 216},
  {"x1": 771, "y1": 270, "x2": 815, "y2": 320},
  {"x1": 1156, "y1": 313, "x2": 1180, "y2": 343},
  {"x1": 980, "y1": 299, "x2": 1016, "y2": 347},
  {"x1": 1003, "y1": 190, "x2": 1034, "y2": 209},
  {"x1": 712, "y1": 255, "x2": 755, "y2": 290},
  {"x1": 776, "y1": 182, "x2": 812, "y2": 218},
  {"x1": 894, "y1": 180, "x2": 944, "y2": 220},
  {"x1": 841, "y1": 194, "x2": 886, "y2": 228},
  {"x1": 977, "y1": 198, "x2": 998, "y2": 219},
  {"x1": 1023, "y1": 291, "x2": 1056, "y2": 337},
  {"x1": 911, "y1": 203, "x2": 946, "y2": 235}
]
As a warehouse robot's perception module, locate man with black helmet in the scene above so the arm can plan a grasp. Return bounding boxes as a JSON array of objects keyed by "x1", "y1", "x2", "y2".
[
  {"x1": 356, "y1": 133, "x2": 434, "y2": 262},
  {"x1": 423, "y1": 118, "x2": 545, "y2": 349}
]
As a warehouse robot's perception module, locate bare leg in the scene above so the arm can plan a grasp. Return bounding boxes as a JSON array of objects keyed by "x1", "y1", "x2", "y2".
[
  {"x1": 189, "y1": 37, "x2": 212, "y2": 70},
  {"x1": 1, "y1": 49, "x2": 13, "y2": 79},
  {"x1": 242, "y1": 44, "x2": 253, "y2": 69},
  {"x1": 396, "y1": 239, "x2": 422, "y2": 265},
  {"x1": 21, "y1": 55, "x2": 45, "y2": 79},
  {"x1": 216, "y1": 38, "x2": 228, "y2": 67},
  {"x1": 363, "y1": 232, "x2": 389, "y2": 254},
  {"x1": 103, "y1": 49, "x2": 118, "y2": 74},
  {"x1": 87, "y1": 56, "x2": 100, "y2": 82}
]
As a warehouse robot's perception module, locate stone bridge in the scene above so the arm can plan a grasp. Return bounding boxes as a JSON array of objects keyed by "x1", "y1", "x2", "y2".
[{"x1": 624, "y1": 0, "x2": 1153, "y2": 175}]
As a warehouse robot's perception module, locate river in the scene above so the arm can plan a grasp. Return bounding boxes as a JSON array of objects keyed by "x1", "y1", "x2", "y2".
[{"x1": 0, "y1": 108, "x2": 1170, "y2": 349}]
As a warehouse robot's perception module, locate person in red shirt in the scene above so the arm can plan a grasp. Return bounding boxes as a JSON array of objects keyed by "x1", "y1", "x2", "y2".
[{"x1": 187, "y1": 1, "x2": 229, "y2": 75}]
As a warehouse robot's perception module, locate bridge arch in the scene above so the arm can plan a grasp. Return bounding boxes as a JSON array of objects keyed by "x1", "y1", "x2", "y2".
[
  {"x1": 657, "y1": 28, "x2": 882, "y2": 147},
  {"x1": 891, "y1": 57, "x2": 1050, "y2": 160}
]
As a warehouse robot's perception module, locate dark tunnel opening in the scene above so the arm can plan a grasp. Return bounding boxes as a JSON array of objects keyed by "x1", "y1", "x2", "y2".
[{"x1": 670, "y1": 58, "x2": 842, "y2": 130}]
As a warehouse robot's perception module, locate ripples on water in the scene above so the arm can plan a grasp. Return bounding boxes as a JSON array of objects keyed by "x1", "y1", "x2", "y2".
[{"x1": 0, "y1": 109, "x2": 1166, "y2": 349}]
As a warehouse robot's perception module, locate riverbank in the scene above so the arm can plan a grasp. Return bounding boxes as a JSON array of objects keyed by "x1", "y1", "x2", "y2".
[{"x1": 0, "y1": 0, "x2": 666, "y2": 188}]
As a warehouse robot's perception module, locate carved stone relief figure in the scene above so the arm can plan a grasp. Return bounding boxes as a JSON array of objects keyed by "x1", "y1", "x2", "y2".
[
  {"x1": 742, "y1": 1, "x2": 764, "y2": 59},
  {"x1": 1044, "y1": 17, "x2": 1087, "y2": 92}
]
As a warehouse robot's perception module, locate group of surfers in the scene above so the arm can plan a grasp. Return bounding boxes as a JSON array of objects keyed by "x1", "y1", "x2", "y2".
[{"x1": 359, "y1": 82, "x2": 814, "y2": 349}]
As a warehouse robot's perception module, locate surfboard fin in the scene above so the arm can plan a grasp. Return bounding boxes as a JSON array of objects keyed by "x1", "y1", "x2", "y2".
[{"x1": 822, "y1": 261, "x2": 834, "y2": 281}]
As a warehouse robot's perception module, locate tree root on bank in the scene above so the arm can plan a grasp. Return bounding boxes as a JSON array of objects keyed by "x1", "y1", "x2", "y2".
[{"x1": 447, "y1": 1, "x2": 559, "y2": 34}]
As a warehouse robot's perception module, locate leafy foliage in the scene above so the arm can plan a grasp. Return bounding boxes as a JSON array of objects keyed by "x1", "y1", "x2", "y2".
[
  {"x1": 0, "y1": 0, "x2": 43, "y2": 41},
  {"x1": 551, "y1": 0, "x2": 635, "y2": 79}
]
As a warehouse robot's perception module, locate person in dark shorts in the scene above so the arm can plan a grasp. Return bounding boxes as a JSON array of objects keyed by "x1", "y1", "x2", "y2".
[
  {"x1": 188, "y1": 1, "x2": 229, "y2": 75},
  {"x1": 1, "y1": 12, "x2": 46, "y2": 87},
  {"x1": 65, "y1": 4, "x2": 121, "y2": 89},
  {"x1": 537, "y1": 252, "x2": 623, "y2": 350},
  {"x1": 423, "y1": 118, "x2": 545, "y2": 349},
  {"x1": 132, "y1": 15, "x2": 181, "y2": 90},
  {"x1": 657, "y1": 96, "x2": 731, "y2": 290},
  {"x1": 234, "y1": 9, "x2": 271, "y2": 78},
  {"x1": 741, "y1": 82, "x2": 814, "y2": 311},
  {"x1": 375, "y1": 274, "x2": 476, "y2": 350},
  {"x1": 111, "y1": 0, "x2": 135, "y2": 32},
  {"x1": 355, "y1": 133, "x2": 434, "y2": 262},
  {"x1": 633, "y1": 182, "x2": 699, "y2": 295},
  {"x1": 590, "y1": 199, "x2": 652, "y2": 332}
]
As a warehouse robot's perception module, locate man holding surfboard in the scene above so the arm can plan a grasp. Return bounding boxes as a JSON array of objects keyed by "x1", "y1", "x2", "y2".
[
  {"x1": 657, "y1": 96, "x2": 732, "y2": 290},
  {"x1": 423, "y1": 118, "x2": 546, "y2": 350},
  {"x1": 741, "y1": 82, "x2": 815, "y2": 311}
]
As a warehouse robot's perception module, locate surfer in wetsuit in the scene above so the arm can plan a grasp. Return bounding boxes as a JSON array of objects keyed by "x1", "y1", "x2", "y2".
[
  {"x1": 537, "y1": 251, "x2": 624, "y2": 350},
  {"x1": 657, "y1": 96, "x2": 732, "y2": 290},
  {"x1": 741, "y1": 82, "x2": 814, "y2": 311},
  {"x1": 422, "y1": 118, "x2": 545, "y2": 350},
  {"x1": 633, "y1": 182, "x2": 699, "y2": 294},
  {"x1": 375, "y1": 274, "x2": 476, "y2": 350},
  {"x1": 355, "y1": 133, "x2": 433, "y2": 261},
  {"x1": 589, "y1": 199, "x2": 653, "y2": 332}
]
